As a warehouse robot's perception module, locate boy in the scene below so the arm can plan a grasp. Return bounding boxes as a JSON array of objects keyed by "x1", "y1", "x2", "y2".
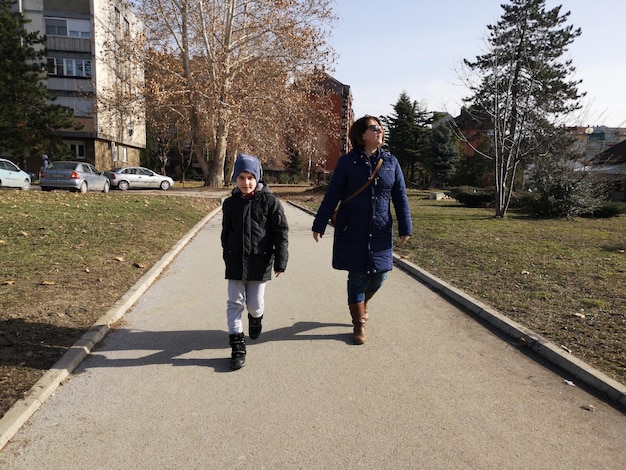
[{"x1": 221, "y1": 154, "x2": 289, "y2": 370}]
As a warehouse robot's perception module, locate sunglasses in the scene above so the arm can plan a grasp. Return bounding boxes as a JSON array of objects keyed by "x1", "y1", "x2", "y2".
[{"x1": 367, "y1": 124, "x2": 382, "y2": 132}]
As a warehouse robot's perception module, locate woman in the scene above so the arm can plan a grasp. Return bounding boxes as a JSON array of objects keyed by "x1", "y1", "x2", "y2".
[{"x1": 312, "y1": 115, "x2": 412, "y2": 344}]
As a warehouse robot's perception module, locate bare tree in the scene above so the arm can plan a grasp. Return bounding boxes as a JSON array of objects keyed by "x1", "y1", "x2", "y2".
[{"x1": 138, "y1": 0, "x2": 337, "y2": 186}]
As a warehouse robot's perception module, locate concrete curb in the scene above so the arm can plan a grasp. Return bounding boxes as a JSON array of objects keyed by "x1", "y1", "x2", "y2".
[
  {"x1": 393, "y1": 256, "x2": 626, "y2": 408},
  {"x1": 289, "y1": 200, "x2": 626, "y2": 408},
  {"x1": 0, "y1": 205, "x2": 223, "y2": 451}
]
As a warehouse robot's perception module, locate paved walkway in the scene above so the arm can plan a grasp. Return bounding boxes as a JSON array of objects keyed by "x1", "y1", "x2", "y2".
[{"x1": 0, "y1": 202, "x2": 624, "y2": 469}]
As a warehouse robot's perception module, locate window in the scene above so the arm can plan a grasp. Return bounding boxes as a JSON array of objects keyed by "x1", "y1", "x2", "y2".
[
  {"x1": 69, "y1": 143, "x2": 86, "y2": 159},
  {"x1": 69, "y1": 30, "x2": 91, "y2": 39},
  {"x1": 45, "y1": 18, "x2": 91, "y2": 38},
  {"x1": 47, "y1": 58, "x2": 57, "y2": 75},
  {"x1": 45, "y1": 18, "x2": 67, "y2": 36},
  {"x1": 49, "y1": 59, "x2": 92, "y2": 78},
  {"x1": 122, "y1": 147, "x2": 127, "y2": 163},
  {"x1": 76, "y1": 60, "x2": 91, "y2": 77}
]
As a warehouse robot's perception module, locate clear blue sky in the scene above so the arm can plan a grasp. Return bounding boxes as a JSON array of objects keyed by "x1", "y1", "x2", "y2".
[{"x1": 328, "y1": 0, "x2": 626, "y2": 128}]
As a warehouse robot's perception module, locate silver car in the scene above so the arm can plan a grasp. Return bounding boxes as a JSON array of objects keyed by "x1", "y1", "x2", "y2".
[
  {"x1": 0, "y1": 158, "x2": 31, "y2": 190},
  {"x1": 104, "y1": 167, "x2": 174, "y2": 191},
  {"x1": 39, "y1": 161, "x2": 110, "y2": 193}
]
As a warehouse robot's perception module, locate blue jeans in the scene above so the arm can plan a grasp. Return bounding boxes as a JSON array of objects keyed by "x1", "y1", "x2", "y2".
[{"x1": 347, "y1": 271, "x2": 388, "y2": 304}]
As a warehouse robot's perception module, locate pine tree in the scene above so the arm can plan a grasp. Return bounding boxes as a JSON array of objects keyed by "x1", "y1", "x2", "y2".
[
  {"x1": 0, "y1": 0, "x2": 76, "y2": 162},
  {"x1": 382, "y1": 92, "x2": 430, "y2": 182},
  {"x1": 426, "y1": 123, "x2": 459, "y2": 187},
  {"x1": 462, "y1": 0, "x2": 583, "y2": 217}
]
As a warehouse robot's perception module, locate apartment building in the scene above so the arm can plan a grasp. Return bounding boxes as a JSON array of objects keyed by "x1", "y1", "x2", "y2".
[{"x1": 17, "y1": 0, "x2": 145, "y2": 174}]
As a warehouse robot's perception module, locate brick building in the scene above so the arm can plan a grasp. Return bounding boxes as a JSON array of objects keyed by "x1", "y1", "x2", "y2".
[{"x1": 316, "y1": 75, "x2": 353, "y2": 171}]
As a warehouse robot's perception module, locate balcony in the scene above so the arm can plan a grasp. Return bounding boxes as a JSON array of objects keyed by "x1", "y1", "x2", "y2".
[{"x1": 47, "y1": 36, "x2": 92, "y2": 53}]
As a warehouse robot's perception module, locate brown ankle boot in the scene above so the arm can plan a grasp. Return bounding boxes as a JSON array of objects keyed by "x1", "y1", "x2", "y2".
[
  {"x1": 364, "y1": 291, "x2": 375, "y2": 321},
  {"x1": 349, "y1": 302, "x2": 367, "y2": 345}
]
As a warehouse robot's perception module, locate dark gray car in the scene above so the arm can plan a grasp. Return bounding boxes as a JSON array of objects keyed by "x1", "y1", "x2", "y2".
[{"x1": 39, "y1": 161, "x2": 110, "y2": 193}]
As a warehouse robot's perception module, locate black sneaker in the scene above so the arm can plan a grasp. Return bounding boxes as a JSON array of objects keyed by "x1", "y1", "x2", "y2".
[{"x1": 248, "y1": 313, "x2": 263, "y2": 340}]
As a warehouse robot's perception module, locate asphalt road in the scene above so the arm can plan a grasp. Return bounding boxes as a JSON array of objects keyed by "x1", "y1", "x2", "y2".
[{"x1": 0, "y1": 201, "x2": 624, "y2": 469}]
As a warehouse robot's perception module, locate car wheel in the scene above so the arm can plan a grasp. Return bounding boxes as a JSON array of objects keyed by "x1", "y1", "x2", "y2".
[
  {"x1": 118, "y1": 180, "x2": 130, "y2": 191},
  {"x1": 79, "y1": 182, "x2": 88, "y2": 193},
  {"x1": 21, "y1": 179, "x2": 31, "y2": 190},
  {"x1": 103, "y1": 181, "x2": 110, "y2": 193},
  {"x1": 160, "y1": 180, "x2": 171, "y2": 190}
]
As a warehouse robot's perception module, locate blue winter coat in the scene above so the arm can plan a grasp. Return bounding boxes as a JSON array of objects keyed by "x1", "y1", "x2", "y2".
[{"x1": 312, "y1": 149, "x2": 412, "y2": 274}]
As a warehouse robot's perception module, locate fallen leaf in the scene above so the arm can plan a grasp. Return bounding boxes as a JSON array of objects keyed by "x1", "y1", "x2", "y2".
[
  {"x1": 133, "y1": 262, "x2": 146, "y2": 269},
  {"x1": 573, "y1": 312, "x2": 586, "y2": 319},
  {"x1": 85, "y1": 267, "x2": 90, "y2": 273},
  {"x1": 581, "y1": 404, "x2": 596, "y2": 412},
  {"x1": 0, "y1": 240, "x2": 7, "y2": 244},
  {"x1": 561, "y1": 345, "x2": 572, "y2": 354},
  {"x1": 564, "y1": 380, "x2": 576, "y2": 387},
  {"x1": 516, "y1": 337, "x2": 527, "y2": 346},
  {"x1": 114, "y1": 256, "x2": 125, "y2": 262},
  {"x1": 40, "y1": 281, "x2": 56, "y2": 286},
  {"x1": 20, "y1": 231, "x2": 29, "y2": 237},
  {"x1": 521, "y1": 270, "x2": 530, "y2": 275},
  {"x1": 1, "y1": 280, "x2": 16, "y2": 286}
]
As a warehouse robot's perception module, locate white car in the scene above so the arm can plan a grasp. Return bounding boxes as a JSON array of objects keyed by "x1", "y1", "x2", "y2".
[
  {"x1": 0, "y1": 158, "x2": 31, "y2": 190},
  {"x1": 104, "y1": 167, "x2": 174, "y2": 190}
]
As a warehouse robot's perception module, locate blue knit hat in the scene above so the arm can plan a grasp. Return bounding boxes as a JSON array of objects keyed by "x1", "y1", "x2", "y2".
[{"x1": 233, "y1": 153, "x2": 261, "y2": 182}]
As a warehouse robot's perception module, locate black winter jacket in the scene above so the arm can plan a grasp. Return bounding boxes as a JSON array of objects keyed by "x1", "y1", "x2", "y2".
[{"x1": 221, "y1": 183, "x2": 289, "y2": 281}]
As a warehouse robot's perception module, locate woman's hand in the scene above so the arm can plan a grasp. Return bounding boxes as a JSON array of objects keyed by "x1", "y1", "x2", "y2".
[
  {"x1": 399, "y1": 235, "x2": 410, "y2": 244},
  {"x1": 313, "y1": 232, "x2": 322, "y2": 242}
]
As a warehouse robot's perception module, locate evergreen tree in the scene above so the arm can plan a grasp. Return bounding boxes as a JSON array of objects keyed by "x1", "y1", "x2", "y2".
[
  {"x1": 425, "y1": 122, "x2": 460, "y2": 187},
  {"x1": 0, "y1": 0, "x2": 76, "y2": 162},
  {"x1": 382, "y1": 92, "x2": 430, "y2": 182},
  {"x1": 462, "y1": 0, "x2": 583, "y2": 217}
]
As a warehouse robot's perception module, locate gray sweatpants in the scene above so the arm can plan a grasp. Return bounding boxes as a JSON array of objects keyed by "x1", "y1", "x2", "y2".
[{"x1": 226, "y1": 279, "x2": 266, "y2": 334}]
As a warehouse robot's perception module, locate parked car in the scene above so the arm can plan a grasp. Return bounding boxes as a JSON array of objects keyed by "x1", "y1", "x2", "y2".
[
  {"x1": 0, "y1": 158, "x2": 31, "y2": 190},
  {"x1": 39, "y1": 161, "x2": 110, "y2": 193},
  {"x1": 104, "y1": 167, "x2": 174, "y2": 191}
]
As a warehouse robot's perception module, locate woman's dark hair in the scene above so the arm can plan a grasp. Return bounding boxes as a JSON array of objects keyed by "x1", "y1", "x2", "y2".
[{"x1": 348, "y1": 115, "x2": 385, "y2": 151}]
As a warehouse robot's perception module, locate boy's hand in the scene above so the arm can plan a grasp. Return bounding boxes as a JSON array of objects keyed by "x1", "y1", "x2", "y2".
[
  {"x1": 275, "y1": 271, "x2": 282, "y2": 277},
  {"x1": 313, "y1": 232, "x2": 322, "y2": 242}
]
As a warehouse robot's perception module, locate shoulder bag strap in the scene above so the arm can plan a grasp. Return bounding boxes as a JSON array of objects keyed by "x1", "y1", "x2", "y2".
[{"x1": 337, "y1": 157, "x2": 383, "y2": 209}]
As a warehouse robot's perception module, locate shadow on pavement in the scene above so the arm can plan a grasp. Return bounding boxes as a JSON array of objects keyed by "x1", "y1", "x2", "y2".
[{"x1": 79, "y1": 321, "x2": 352, "y2": 373}]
